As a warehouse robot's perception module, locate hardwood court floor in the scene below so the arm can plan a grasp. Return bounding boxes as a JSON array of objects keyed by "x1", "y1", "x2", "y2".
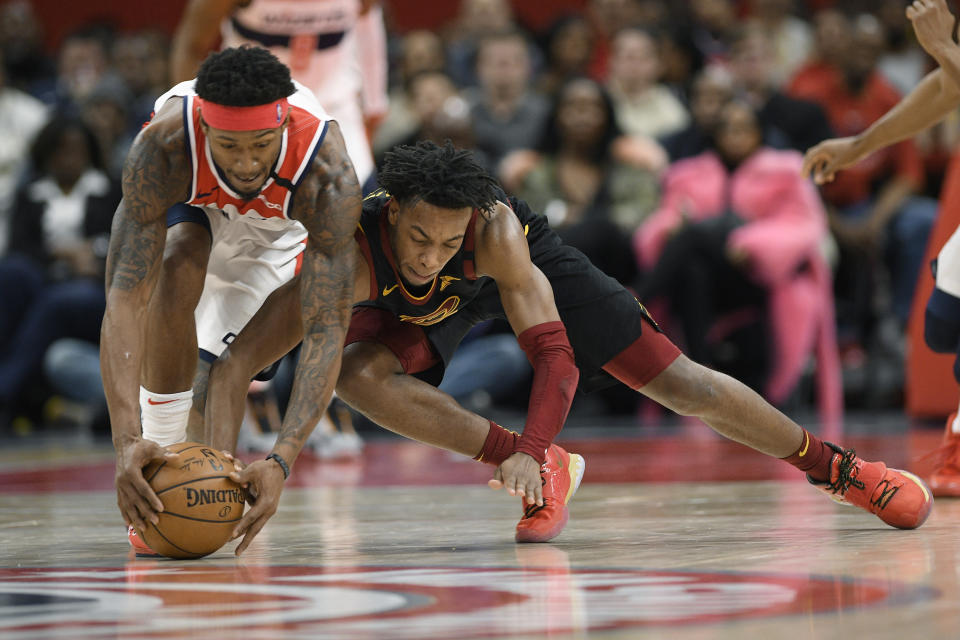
[{"x1": 0, "y1": 420, "x2": 957, "y2": 639}]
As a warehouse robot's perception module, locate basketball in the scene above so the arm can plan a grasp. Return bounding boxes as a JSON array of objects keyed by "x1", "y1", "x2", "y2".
[{"x1": 140, "y1": 442, "x2": 247, "y2": 559}]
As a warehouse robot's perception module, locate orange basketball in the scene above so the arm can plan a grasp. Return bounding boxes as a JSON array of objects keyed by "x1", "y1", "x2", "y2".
[{"x1": 140, "y1": 442, "x2": 247, "y2": 559}]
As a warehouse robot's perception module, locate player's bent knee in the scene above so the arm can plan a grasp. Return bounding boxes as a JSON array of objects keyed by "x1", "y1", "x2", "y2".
[{"x1": 337, "y1": 342, "x2": 404, "y2": 404}]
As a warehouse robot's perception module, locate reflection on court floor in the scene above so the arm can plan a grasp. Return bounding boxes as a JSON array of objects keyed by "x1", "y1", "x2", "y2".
[{"x1": 0, "y1": 426, "x2": 957, "y2": 639}]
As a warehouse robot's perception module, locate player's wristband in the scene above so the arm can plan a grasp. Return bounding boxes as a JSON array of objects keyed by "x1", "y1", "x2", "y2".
[
  {"x1": 515, "y1": 321, "x2": 579, "y2": 463},
  {"x1": 265, "y1": 452, "x2": 290, "y2": 480}
]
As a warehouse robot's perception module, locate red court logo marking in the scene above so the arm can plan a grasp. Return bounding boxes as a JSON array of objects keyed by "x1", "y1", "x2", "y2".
[{"x1": 0, "y1": 566, "x2": 936, "y2": 638}]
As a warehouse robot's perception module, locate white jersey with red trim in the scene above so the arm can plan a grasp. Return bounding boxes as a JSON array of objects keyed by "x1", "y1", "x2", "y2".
[
  {"x1": 150, "y1": 79, "x2": 331, "y2": 358},
  {"x1": 152, "y1": 79, "x2": 330, "y2": 232}
]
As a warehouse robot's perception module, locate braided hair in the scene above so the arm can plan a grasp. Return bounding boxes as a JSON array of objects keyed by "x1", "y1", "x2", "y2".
[{"x1": 378, "y1": 141, "x2": 500, "y2": 217}]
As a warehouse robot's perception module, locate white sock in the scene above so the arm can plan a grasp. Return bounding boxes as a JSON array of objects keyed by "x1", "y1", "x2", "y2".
[
  {"x1": 139, "y1": 386, "x2": 192, "y2": 446},
  {"x1": 952, "y1": 411, "x2": 960, "y2": 435}
]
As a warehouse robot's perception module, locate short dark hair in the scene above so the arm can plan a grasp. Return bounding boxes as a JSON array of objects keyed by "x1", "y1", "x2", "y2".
[
  {"x1": 195, "y1": 46, "x2": 294, "y2": 106},
  {"x1": 378, "y1": 141, "x2": 499, "y2": 215}
]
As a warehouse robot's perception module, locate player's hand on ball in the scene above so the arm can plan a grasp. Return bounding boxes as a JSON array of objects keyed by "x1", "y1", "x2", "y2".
[
  {"x1": 228, "y1": 459, "x2": 286, "y2": 555},
  {"x1": 115, "y1": 438, "x2": 178, "y2": 532},
  {"x1": 489, "y1": 452, "x2": 544, "y2": 506},
  {"x1": 219, "y1": 450, "x2": 246, "y2": 473}
]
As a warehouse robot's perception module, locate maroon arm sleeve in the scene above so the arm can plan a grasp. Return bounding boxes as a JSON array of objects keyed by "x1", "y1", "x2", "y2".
[{"x1": 513, "y1": 321, "x2": 579, "y2": 463}]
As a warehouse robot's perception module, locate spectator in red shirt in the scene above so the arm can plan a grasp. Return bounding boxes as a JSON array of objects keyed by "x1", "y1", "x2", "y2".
[{"x1": 787, "y1": 8, "x2": 849, "y2": 99}]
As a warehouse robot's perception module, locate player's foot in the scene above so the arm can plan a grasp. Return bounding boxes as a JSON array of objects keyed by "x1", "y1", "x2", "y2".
[
  {"x1": 926, "y1": 413, "x2": 960, "y2": 497},
  {"x1": 127, "y1": 525, "x2": 160, "y2": 558},
  {"x1": 807, "y1": 442, "x2": 933, "y2": 529},
  {"x1": 515, "y1": 444, "x2": 585, "y2": 543}
]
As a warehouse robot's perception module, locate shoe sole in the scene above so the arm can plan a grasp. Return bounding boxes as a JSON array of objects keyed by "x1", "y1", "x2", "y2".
[{"x1": 564, "y1": 453, "x2": 586, "y2": 505}]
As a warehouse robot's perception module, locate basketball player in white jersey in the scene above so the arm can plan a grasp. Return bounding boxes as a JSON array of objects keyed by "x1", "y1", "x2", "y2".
[
  {"x1": 103, "y1": 47, "x2": 361, "y2": 554},
  {"x1": 803, "y1": 0, "x2": 960, "y2": 495},
  {"x1": 171, "y1": 0, "x2": 388, "y2": 193}
]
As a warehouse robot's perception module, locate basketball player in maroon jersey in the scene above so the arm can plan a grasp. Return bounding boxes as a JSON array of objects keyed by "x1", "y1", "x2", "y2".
[
  {"x1": 102, "y1": 47, "x2": 361, "y2": 552},
  {"x1": 207, "y1": 141, "x2": 933, "y2": 555}
]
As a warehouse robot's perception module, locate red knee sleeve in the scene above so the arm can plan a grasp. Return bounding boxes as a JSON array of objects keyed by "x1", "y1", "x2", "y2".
[{"x1": 514, "y1": 321, "x2": 579, "y2": 463}]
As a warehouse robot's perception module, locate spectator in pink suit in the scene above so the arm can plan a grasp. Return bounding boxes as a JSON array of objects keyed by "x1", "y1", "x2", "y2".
[{"x1": 634, "y1": 100, "x2": 841, "y2": 426}]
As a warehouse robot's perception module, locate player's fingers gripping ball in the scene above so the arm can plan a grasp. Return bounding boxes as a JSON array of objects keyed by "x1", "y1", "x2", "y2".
[{"x1": 140, "y1": 442, "x2": 247, "y2": 559}]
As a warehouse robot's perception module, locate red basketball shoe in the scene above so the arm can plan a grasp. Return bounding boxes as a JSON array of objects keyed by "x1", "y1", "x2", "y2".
[
  {"x1": 128, "y1": 525, "x2": 159, "y2": 558},
  {"x1": 808, "y1": 443, "x2": 933, "y2": 529},
  {"x1": 515, "y1": 444, "x2": 585, "y2": 543},
  {"x1": 926, "y1": 413, "x2": 960, "y2": 497}
]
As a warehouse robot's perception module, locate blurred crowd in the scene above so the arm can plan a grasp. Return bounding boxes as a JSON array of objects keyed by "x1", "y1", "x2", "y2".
[{"x1": 0, "y1": 0, "x2": 953, "y2": 434}]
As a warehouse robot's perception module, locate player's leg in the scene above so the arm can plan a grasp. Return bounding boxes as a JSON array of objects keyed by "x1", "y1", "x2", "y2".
[
  {"x1": 335, "y1": 308, "x2": 493, "y2": 457},
  {"x1": 139, "y1": 209, "x2": 212, "y2": 447},
  {"x1": 185, "y1": 359, "x2": 212, "y2": 442},
  {"x1": 338, "y1": 343, "x2": 493, "y2": 455},
  {"x1": 128, "y1": 209, "x2": 211, "y2": 555},
  {"x1": 601, "y1": 324, "x2": 933, "y2": 528},
  {"x1": 921, "y1": 225, "x2": 960, "y2": 496},
  {"x1": 638, "y1": 354, "x2": 807, "y2": 457},
  {"x1": 203, "y1": 277, "x2": 304, "y2": 452}
]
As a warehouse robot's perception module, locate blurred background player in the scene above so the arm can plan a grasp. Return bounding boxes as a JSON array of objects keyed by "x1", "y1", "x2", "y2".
[{"x1": 170, "y1": 0, "x2": 388, "y2": 457}]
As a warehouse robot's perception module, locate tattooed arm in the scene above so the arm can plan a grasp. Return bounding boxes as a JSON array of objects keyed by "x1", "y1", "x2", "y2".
[
  {"x1": 101, "y1": 108, "x2": 190, "y2": 532},
  {"x1": 228, "y1": 121, "x2": 362, "y2": 555}
]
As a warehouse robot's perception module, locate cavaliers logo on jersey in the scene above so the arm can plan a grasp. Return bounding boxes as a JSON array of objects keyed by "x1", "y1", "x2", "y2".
[
  {"x1": 399, "y1": 296, "x2": 460, "y2": 326},
  {"x1": 439, "y1": 276, "x2": 460, "y2": 291}
]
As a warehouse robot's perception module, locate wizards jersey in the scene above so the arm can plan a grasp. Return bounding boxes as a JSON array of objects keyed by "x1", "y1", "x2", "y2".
[{"x1": 151, "y1": 79, "x2": 330, "y2": 230}]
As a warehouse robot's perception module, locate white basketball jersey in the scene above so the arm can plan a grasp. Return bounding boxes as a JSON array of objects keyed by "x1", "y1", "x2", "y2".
[{"x1": 222, "y1": 0, "x2": 360, "y2": 112}]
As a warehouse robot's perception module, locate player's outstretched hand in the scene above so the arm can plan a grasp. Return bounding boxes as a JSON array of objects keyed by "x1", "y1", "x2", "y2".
[
  {"x1": 907, "y1": 0, "x2": 956, "y2": 57},
  {"x1": 489, "y1": 452, "x2": 544, "y2": 506},
  {"x1": 228, "y1": 459, "x2": 286, "y2": 555},
  {"x1": 115, "y1": 438, "x2": 178, "y2": 532},
  {"x1": 801, "y1": 136, "x2": 863, "y2": 185}
]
